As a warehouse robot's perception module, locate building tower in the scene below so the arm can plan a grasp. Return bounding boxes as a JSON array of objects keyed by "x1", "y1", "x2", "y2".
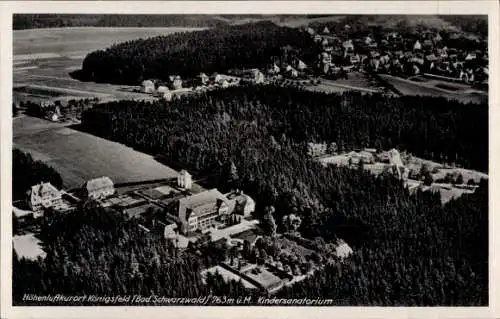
[{"x1": 177, "y1": 170, "x2": 192, "y2": 190}]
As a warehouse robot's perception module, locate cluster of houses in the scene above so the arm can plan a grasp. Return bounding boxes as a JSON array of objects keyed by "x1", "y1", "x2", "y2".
[
  {"x1": 140, "y1": 68, "x2": 267, "y2": 100},
  {"x1": 17, "y1": 170, "x2": 257, "y2": 243},
  {"x1": 302, "y1": 25, "x2": 488, "y2": 84},
  {"x1": 134, "y1": 23, "x2": 488, "y2": 99}
]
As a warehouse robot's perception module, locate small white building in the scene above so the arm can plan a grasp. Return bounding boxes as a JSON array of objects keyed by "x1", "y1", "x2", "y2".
[
  {"x1": 27, "y1": 182, "x2": 63, "y2": 213},
  {"x1": 177, "y1": 170, "x2": 193, "y2": 190},
  {"x1": 413, "y1": 40, "x2": 422, "y2": 51},
  {"x1": 172, "y1": 76, "x2": 183, "y2": 90},
  {"x1": 297, "y1": 59, "x2": 307, "y2": 71},
  {"x1": 220, "y1": 80, "x2": 230, "y2": 88},
  {"x1": 465, "y1": 52, "x2": 477, "y2": 61},
  {"x1": 211, "y1": 73, "x2": 222, "y2": 83},
  {"x1": 288, "y1": 68, "x2": 298, "y2": 78},
  {"x1": 198, "y1": 72, "x2": 209, "y2": 85},
  {"x1": 268, "y1": 63, "x2": 280, "y2": 75},
  {"x1": 252, "y1": 69, "x2": 265, "y2": 84},
  {"x1": 49, "y1": 113, "x2": 59, "y2": 122},
  {"x1": 335, "y1": 241, "x2": 353, "y2": 259},
  {"x1": 82, "y1": 176, "x2": 115, "y2": 200},
  {"x1": 141, "y1": 80, "x2": 155, "y2": 93}
]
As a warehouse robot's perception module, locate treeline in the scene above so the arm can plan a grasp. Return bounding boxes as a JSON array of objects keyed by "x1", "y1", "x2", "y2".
[
  {"x1": 13, "y1": 14, "x2": 228, "y2": 30},
  {"x1": 82, "y1": 86, "x2": 488, "y2": 173},
  {"x1": 79, "y1": 84, "x2": 487, "y2": 247},
  {"x1": 12, "y1": 149, "x2": 63, "y2": 201},
  {"x1": 80, "y1": 21, "x2": 314, "y2": 84}
]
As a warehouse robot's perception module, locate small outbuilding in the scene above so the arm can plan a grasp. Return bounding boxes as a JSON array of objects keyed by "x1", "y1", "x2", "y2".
[{"x1": 141, "y1": 80, "x2": 155, "y2": 93}]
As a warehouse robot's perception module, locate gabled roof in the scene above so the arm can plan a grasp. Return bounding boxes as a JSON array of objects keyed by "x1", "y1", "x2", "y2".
[
  {"x1": 179, "y1": 188, "x2": 230, "y2": 218},
  {"x1": 29, "y1": 182, "x2": 60, "y2": 202},
  {"x1": 156, "y1": 86, "x2": 170, "y2": 93},
  {"x1": 83, "y1": 176, "x2": 114, "y2": 192}
]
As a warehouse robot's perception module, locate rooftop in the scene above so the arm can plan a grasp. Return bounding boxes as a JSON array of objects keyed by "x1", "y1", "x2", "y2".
[
  {"x1": 30, "y1": 182, "x2": 60, "y2": 200},
  {"x1": 179, "y1": 188, "x2": 229, "y2": 211},
  {"x1": 243, "y1": 266, "x2": 283, "y2": 290},
  {"x1": 231, "y1": 228, "x2": 262, "y2": 244},
  {"x1": 123, "y1": 203, "x2": 157, "y2": 219}
]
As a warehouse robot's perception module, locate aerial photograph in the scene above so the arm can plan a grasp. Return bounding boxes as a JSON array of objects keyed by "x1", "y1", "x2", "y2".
[{"x1": 11, "y1": 14, "x2": 488, "y2": 306}]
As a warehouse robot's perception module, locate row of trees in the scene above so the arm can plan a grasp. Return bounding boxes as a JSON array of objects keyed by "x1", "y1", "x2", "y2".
[
  {"x1": 82, "y1": 86, "x2": 488, "y2": 172},
  {"x1": 80, "y1": 21, "x2": 314, "y2": 84}
]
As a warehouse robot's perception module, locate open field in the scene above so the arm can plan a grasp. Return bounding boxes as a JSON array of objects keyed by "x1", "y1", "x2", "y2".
[
  {"x1": 379, "y1": 74, "x2": 487, "y2": 104},
  {"x1": 13, "y1": 27, "x2": 202, "y2": 104},
  {"x1": 14, "y1": 27, "x2": 203, "y2": 55},
  {"x1": 293, "y1": 72, "x2": 383, "y2": 94},
  {"x1": 14, "y1": 116, "x2": 179, "y2": 189}
]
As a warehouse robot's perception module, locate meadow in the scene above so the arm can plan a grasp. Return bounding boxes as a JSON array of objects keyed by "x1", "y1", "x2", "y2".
[
  {"x1": 14, "y1": 116, "x2": 179, "y2": 190},
  {"x1": 379, "y1": 74, "x2": 487, "y2": 104}
]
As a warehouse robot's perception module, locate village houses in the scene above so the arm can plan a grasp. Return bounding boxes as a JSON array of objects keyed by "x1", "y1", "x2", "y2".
[{"x1": 81, "y1": 176, "x2": 115, "y2": 200}]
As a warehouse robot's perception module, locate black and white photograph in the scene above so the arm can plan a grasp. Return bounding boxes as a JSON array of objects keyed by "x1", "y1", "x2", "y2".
[{"x1": 1, "y1": 1, "x2": 498, "y2": 318}]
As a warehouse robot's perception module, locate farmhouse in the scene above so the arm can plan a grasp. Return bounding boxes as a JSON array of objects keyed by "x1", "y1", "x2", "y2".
[
  {"x1": 81, "y1": 176, "x2": 115, "y2": 200},
  {"x1": 27, "y1": 182, "x2": 63, "y2": 213},
  {"x1": 176, "y1": 188, "x2": 231, "y2": 234}
]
